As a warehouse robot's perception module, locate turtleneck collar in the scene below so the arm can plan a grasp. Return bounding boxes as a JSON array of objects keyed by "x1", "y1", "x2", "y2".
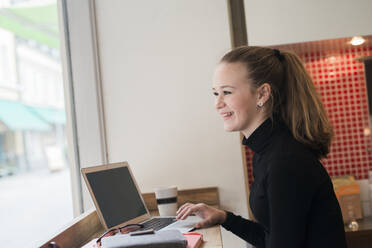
[{"x1": 242, "y1": 116, "x2": 287, "y2": 154}]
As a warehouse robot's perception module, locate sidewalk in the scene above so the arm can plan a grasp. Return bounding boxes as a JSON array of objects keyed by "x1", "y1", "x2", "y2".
[{"x1": 0, "y1": 168, "x2": 73, "y2": 248}]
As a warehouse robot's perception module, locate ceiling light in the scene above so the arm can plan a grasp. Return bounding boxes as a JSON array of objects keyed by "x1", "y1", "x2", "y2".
[{"x1": 350, "y1": 36, "x2": 366, "y2": 46}]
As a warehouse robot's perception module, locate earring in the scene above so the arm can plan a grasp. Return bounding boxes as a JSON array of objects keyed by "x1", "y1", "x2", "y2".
[{"x1": 257, "y1": 102, "x2": 263, "y2": 107}]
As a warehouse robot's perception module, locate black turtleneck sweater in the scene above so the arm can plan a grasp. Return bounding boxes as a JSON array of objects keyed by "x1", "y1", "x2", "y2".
[{"x1": 221, "y1": 118, "x2": 347, "y2": 248}]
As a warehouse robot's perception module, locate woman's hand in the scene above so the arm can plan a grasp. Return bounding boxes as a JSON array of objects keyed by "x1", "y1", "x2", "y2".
[{"x1": 176, "y1": 203, "x2": 227, "y2": 228}]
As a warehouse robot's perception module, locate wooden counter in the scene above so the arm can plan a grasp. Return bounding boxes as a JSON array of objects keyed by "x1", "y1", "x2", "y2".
[
  {"x1": 197, "y1": 224, "x2": 223, "y2": 248},
  {"x1": 345, "y1": 216, "x2": 372, "y2": 248}
]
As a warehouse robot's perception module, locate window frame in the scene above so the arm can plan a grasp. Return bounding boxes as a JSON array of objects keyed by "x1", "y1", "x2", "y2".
[{"x1": 58, "y1": 0, "x2": 108, "y2": 215}]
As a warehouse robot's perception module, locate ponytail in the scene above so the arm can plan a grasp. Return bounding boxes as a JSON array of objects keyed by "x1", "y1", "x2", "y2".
[
  {"x1": 281, "y1": 51, "x2": 333, "y2": 157},
  {"x1": 221, "y1": 46, "x2": 333, "y2": 158}
]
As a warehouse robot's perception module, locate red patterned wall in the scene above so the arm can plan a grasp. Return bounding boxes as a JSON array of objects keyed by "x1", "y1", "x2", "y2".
[{"x1": 246, "y1": 36, "x2": 372, "y2": 186}]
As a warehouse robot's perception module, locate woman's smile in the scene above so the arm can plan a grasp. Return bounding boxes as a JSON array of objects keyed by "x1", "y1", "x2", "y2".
[{"x1": 220, "y1": 111, "x2": 233, "y2": 120}]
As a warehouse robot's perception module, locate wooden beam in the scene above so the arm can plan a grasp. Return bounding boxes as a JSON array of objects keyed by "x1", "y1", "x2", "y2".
[{"x1": 227, "y1": 0, "x2": 248, "y2": 48}]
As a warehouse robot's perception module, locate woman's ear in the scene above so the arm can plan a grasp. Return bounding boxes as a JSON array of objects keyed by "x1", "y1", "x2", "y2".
[{"x1": 257, "y1": 83, "x2": 271, "y2": 104}]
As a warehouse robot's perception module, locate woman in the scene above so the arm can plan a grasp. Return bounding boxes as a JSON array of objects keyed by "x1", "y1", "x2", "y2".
[{"x1": 176, "y1": 46, "x2": 347, "y2": 247}]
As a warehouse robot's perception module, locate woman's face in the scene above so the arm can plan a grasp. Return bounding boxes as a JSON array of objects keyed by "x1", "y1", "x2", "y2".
[{"x1": 212, "y1": 62, "x2": 264, "y2": 136}]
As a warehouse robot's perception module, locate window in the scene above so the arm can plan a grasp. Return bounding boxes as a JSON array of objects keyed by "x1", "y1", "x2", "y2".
[{"x1": 0, "y1": 0, "x2": 75, "y2": 246}]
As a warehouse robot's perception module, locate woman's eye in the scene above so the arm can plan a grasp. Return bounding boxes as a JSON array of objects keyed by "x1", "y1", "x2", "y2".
[
  {"x1": 213, "y1": 92, "x2": 218, "y2": 96},
  {"x1": 223, "y1": 91, "x2": 232, "y2": 95}
]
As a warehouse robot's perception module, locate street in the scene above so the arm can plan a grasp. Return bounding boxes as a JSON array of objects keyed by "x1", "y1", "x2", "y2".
[{"x1": 0, "y1": 168, "x2": 73, "y2": 247}]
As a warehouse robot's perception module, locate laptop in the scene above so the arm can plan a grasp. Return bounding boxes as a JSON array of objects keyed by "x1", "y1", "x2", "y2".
[{"x1": 81, "y1": 161, "x2": 202, "y2": 233}]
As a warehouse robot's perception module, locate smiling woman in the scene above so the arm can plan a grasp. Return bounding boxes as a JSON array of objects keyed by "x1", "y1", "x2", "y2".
[{"x1": 177, "y1": 46, "x2": 347, "y2": 248}]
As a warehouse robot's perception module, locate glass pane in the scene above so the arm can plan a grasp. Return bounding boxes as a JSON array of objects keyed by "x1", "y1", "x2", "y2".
[{"x1": 0, "y1": 0, "x2": 73, "y2": 247}]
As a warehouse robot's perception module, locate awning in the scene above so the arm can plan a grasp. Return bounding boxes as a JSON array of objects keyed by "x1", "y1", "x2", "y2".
[
  {"x1": 0, "y1": 99, "x2": 51, "y2": 131},
  {"x1": 27, "y1": 106, "x2": 66, "y2": 125}
]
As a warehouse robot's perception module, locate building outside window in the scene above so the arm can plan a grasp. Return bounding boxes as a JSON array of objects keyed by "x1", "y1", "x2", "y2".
[{"x1": 0, "y1": 0, "x2": 73, "y2": 246}]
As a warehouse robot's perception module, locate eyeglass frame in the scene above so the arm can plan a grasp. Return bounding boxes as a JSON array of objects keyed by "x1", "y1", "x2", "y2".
[{"x1": 96, "y1": 223, "x2": 144, "y2": 246}]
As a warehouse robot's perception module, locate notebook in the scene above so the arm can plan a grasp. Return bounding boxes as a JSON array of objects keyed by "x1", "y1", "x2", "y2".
[
  {"x1": 81, "y1": 161, "x2": 201, "y2": 233},
  {"x1": 101, "y1": 229, "x2": 187, "y2": 248}
]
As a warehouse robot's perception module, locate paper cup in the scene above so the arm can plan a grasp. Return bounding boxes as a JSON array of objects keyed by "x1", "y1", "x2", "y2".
[{"x1": 155, "y1": 186, "x2": 178, "y2": 216}]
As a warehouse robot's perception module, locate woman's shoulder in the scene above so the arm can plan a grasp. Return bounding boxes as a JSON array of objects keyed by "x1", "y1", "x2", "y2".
[
  {"x1": 267, "y1": 136, "x2": 326, "y2": 181},
  {"x1": 269, "y1": 133, "x2": 311, "y2": 159},
  {"x1": 263, "y1": 153, "x2": 328, "y2": 199}
]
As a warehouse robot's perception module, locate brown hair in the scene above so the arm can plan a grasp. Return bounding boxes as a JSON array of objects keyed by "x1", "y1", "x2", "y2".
[{"x1": 221, "y1": 46, "x2": 333, "y2": 158}]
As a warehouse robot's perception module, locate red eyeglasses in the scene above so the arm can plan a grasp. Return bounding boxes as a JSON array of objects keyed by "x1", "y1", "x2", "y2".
[{"x1": 96, "y1": 223, "x2": 144, "y2": 247}]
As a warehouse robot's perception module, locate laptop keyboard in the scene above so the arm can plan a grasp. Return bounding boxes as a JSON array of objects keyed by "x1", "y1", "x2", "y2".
[{"x1": 141, "y1": 217, "x2": 177, "y2": 231}]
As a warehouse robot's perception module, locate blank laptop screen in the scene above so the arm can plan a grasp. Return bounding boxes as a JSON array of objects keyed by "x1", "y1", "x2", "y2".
[{"x1": 85, "y1": 166, "x2": 147, "y2": 228}]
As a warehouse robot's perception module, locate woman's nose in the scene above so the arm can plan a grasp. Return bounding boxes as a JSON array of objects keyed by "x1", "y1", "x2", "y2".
[{"x1": 215, "y1": 96, "x2": 225, "y2": 109}]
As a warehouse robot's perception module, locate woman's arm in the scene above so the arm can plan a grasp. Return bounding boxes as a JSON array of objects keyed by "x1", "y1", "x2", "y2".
[
  {"x1": 177, "y1": 202, "x2": 266, "y2": 247},
  {"x1": 222, "y1": 211, "x2": 266, "y2": 248}
]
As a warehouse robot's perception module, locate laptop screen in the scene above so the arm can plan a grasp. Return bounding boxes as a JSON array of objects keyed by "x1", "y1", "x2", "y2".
[{"x1": 85, "y1": 166, "x2": 147, "y2": 228}]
